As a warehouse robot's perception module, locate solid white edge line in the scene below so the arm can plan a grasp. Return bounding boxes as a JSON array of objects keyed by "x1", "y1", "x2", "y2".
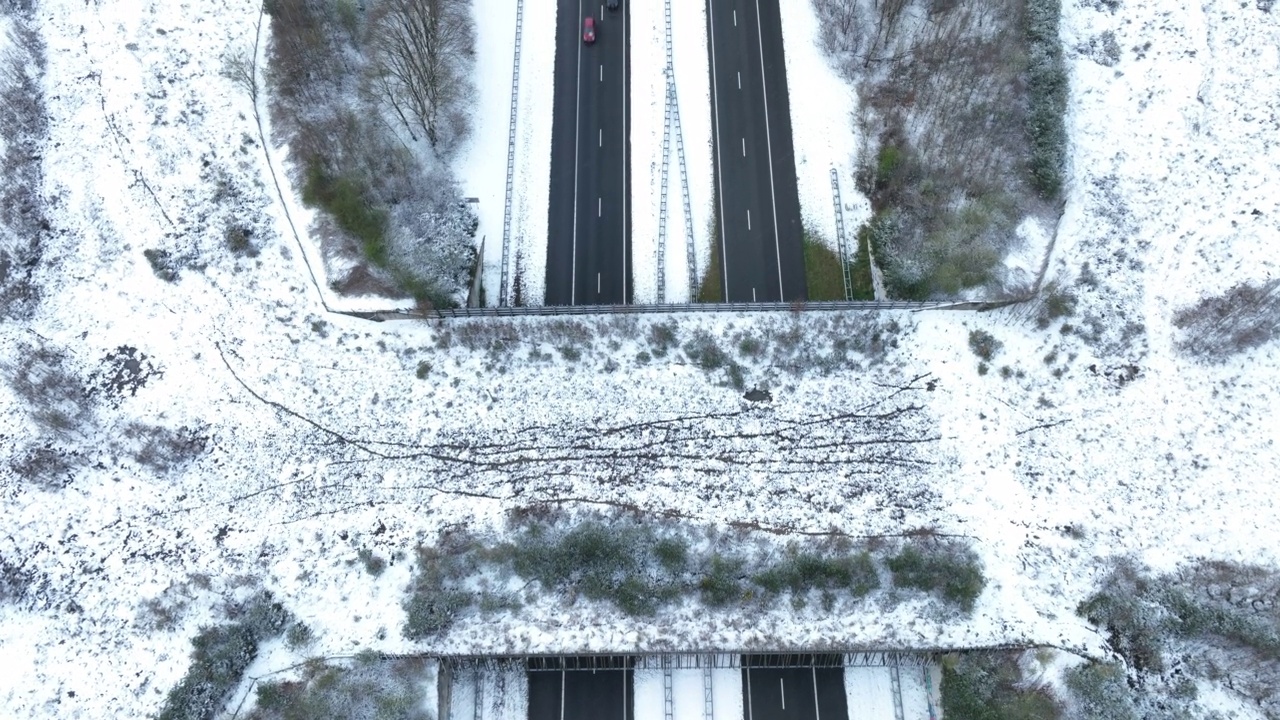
[
  {"x1": 812, "y1": 667, "x2": 821, "y2": 720},
  {"x1": 560, "y1": 669, "x2": 566, "y2": 720},
  {"x1": 622, "y1": 0, "x2": 628, "y2": 305},
  {"x1": 571, "y1": 0, "x2": 585, "y2": 305},
  {"x1": 746, "y1": 665, "x2": 754, "y2": 720},
  {"x1": 708, "y1": 0, "x2": 731, "y2": 300},
  {"x1": 752, "y1": 0, "x2": 785, "y2": 300}
]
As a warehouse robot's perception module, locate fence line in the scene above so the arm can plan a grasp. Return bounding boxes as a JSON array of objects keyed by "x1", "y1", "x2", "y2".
[
  {"x1": 498, "y1": 0, "x2": 525, "y2": 306},
  {"x1": 424, "y1": 299, "x2": 1010, "y2": 319},
  {"x1": 671, "y1": 70, "x2": 698, "y2": 300},
  {"x1": 830, "y1": 168, "x2": 853, "y2": 301}
]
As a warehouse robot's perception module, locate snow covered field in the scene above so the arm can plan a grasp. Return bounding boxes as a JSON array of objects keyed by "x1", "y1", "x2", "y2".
[{"x1": 2, "y1": 0, "x2": 1280, "y2": 717}]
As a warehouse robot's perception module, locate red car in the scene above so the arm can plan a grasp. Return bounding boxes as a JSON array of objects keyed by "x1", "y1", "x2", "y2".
[{"x1": 583, "y1": 15, "x2": 596, "y2": 44}]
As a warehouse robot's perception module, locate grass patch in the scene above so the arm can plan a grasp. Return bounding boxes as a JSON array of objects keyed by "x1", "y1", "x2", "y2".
[
  {"x1": 301, "y1": 162, "x2": 388, "y2": 268},
  {"x1": 802, "y1": 231, "x2": 847, "y2": 301},
  {"x1": 697, "y1": 239, "x2": 724, "y2": 303},
  {"x1": 851, "y1": 225, "x2": 876, "y2": 300}
]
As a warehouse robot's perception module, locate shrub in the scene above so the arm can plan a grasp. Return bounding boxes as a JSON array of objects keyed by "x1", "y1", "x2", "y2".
[
  {"x1": 1062, "y1": 663, "x2": 1138, "y2": 720},
  {"x1": 1026, "y1": 0, "x2": 1069, "y2": 199},
  {"x1": 144, "y1": 248, "x2": 183, "y2": 282},
  {"x1": 494, "y1": 522, "x2": 690, "y2": 618},
  {"x1": 683, "y1": 330, "x2": 729, "y2": 371},
  {"x1": 968, "y1": 329, "x2": 1004, "y2": 362},
  {"x1": 356, "y1": 548, "x2": 386, "y2": 577},
  {"x1": 3, "y1": 341, "x2": 92, "y2": 436},
  {"x1": 224, "y1": 225, "x2": 259, "y2": 258},
  {"x1": 284, "y1": 621, "x2": 314, "y2": 649},
  {"x1": 752, "y1": 551, "x2": 880, "y2": 600},
  {"x1": 1081, "y1": 559, "x2": 1280, "y2": 684},
  {"x1": 1037, "y1": 285, "x2": 1078, "y2": 329},
  {"x1": 736, "y1": 333, "x2": 765, "y2": 359},
  {"x1": 888, "y1": 541, "x2": 986, "y2": 612},
  {"x1": 158, "y1": 592, "x2": 292, "y2": 720},
  {"x1": 0, "y1": 15, "x2": 50, "y2": 320},
  {"x1": 415, "y1": 360, "x2": 430, "y2": 379},
  {"x1": 941, "y1": 652, "x2": 1063, "y2": 720},
  {"x1": 1172, "y1": 279, "x2": 1280, "y2": 362},
  {"x1": 301, "y1": 164, "x2": 388, "y2": 267},
  {"x1": 699, "y1": 554, "x2": 746, "y2": 608},
  {"x1": 9, "y1": 445, "x2": 73, "y2": 491},
  {"x1": 647, "y1": 320, "x2": 679, "y2": 357},
  {"x1": 122, "y1": 423, "x2": 209, "y2": 474},
  {"x1": 248, "y1": 657, "x2": 432, "y2": 720},
  {"x1": 402, "y1": 544, "x2": 476, "y2": 639}
]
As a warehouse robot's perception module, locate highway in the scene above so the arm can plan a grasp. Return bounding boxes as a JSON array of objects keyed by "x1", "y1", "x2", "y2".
[
  {"x1": 545, "y1": 0, "x2": 632, "y2": 305},
  {"x1": 706, "y1": 0, "x2": 807, "y2": 303}
]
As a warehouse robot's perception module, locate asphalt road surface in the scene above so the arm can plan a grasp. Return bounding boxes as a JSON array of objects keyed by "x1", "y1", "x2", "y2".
[
  {"x1": 545, "y1": 0, "x2": 632, "y2": 305},
  {"x1": 743, "y1": 660, "x2": 849, "y2": 720},
  {"x1": 527, "y1": 666, "x2": 635, "y2": 720},
  {"x1": 706, "y1": 0, "x2": 806, "y2": 303}
]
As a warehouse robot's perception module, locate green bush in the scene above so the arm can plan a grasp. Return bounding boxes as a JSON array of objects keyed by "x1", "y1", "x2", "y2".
[
  {"x1": 284, "y1": 621, "x2": 313, "y2": 649},
  {"x1": 1037, "y1": 285, "x2": 1077, "y2": 328},
  {"x1": 699, "y1": 554, "x2": 747, "y2": 608},
  {"x1": 495, "y1": 522, "x2": 685, "y2": 618},
  {"x1": 737, "y1": 334, "x2": 766, "y2": 359},
  {"x1": 402, "y1": 544, "x2": 476, "y2": 639},
  {"x1": 752, "y1": 551, "x2": 880, "y2": 599},
  {"x1": 888, "y1": 542, "x2": 986, "y2": 612},
  {"x1": 159, "y1": 592, "x2": 292, "y2": 720},
  {"x1": 941, "y1": 652, "x2": 1062, "y2": 720}
]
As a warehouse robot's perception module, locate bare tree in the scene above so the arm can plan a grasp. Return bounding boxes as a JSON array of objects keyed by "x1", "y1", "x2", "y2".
[{"x1": 367, "y1": 0, "x2": 474, "y2": 151}]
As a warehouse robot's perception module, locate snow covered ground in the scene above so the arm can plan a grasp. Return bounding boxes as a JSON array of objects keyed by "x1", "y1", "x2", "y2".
[{"x1": 2, "y1": 0, "x2": 1280, "y2": 717}]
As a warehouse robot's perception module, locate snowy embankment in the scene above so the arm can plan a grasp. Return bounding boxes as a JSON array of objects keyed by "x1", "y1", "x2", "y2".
[
  {"x1": 777, "y1": 0, "x2": 867, "y2": 249},
  {"x1": 2, "y1": 0, "x2": 1280, "y2": 718}
]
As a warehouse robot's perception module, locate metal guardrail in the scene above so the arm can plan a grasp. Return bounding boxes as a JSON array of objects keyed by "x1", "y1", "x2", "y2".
[
  {"x1": 498, "y1": 0, "x2": 525, "y2": 307},
  {"x1": 428, "y1": 299, "x2": 1005, "y2": 318},
  {"x1": 831, "y1": 168, "x2": 853, "y2": 301},
  {"x1": 441, "y1": 652, "x2": 938, "y2": 671}
]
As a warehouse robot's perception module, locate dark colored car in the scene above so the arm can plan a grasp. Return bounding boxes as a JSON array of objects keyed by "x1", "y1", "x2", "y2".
[
  {"x1": 583, "y1": 15, "x2": 595, "y2": 44},
  {"x1": 607, "y1": 0, "x2": 619, "y2": 10}
]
